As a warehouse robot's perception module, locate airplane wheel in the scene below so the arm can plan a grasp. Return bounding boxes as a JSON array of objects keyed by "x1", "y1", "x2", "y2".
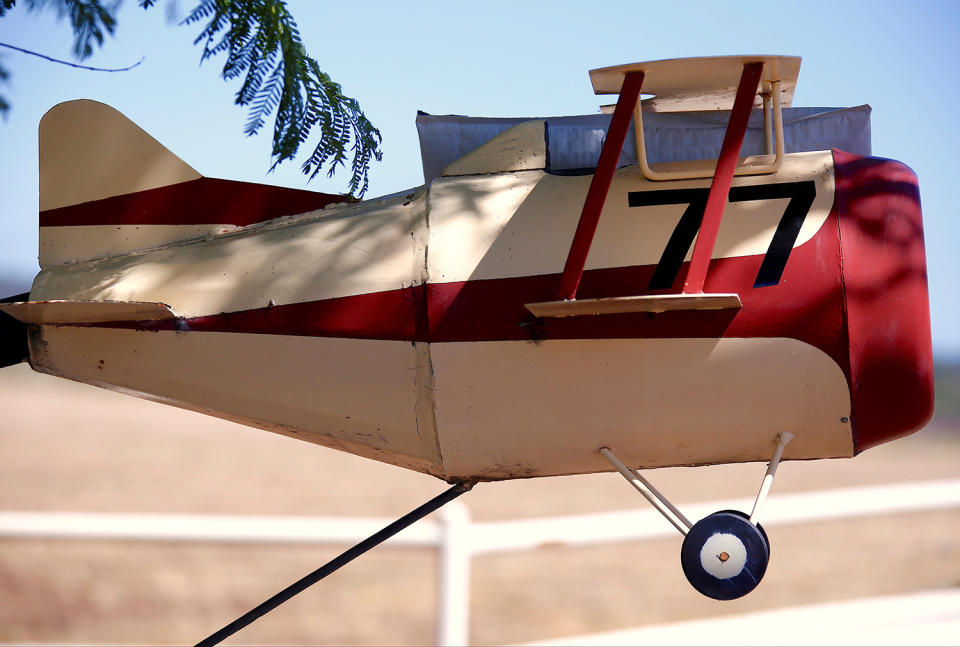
[{"x1": 680, "y1": 510, "x2": 769, "y2": 600}]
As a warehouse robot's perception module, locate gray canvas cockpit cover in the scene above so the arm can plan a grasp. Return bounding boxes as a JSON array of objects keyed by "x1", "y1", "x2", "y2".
[{"x1": 416, "y1": 105, "x2": 871, "y2": 183}]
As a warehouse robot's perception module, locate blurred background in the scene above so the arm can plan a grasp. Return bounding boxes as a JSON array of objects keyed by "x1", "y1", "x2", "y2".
[
  {"x1": 1, "y1": 1, "x2": 959, "y2": 644},
  {"x1": 0, "y1": 361, "x2": 957, "y2": 645}
]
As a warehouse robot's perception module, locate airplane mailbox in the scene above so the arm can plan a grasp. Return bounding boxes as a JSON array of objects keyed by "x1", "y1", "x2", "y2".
[{"x1": 0, "y1": 56, "x2": 935, "y2": 615}]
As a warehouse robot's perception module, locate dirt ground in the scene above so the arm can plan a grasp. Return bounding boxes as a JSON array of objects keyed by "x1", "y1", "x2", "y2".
[{"x1": 1, "y1": 363, "x2": 958, "y2": 645}]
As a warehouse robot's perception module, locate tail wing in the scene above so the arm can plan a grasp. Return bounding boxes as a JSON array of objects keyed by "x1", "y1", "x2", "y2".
[
  {"x1": 38, "y1": 100, "x2": 350, "y2": 267},
  {"x1": 40, "y1": 100, "x2": 202, "y2": 214},
  {"x1": 39, "y1": 100, "x2": 207, "y2": 267}
]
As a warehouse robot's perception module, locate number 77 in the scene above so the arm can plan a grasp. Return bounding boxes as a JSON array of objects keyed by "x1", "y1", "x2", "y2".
[{"x1": 628, "y1": 180, "x2": 817, "y2": 290}]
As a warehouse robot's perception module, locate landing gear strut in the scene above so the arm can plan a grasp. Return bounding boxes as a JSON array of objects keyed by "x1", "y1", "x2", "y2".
[{"x1": 600, "y1": 432, "x2": 792, "y2": 600}]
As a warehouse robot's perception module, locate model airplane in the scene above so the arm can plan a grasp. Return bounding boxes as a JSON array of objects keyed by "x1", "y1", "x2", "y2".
[{"x1": 0, "y1": 55, "x2": 934, "y2": 622}]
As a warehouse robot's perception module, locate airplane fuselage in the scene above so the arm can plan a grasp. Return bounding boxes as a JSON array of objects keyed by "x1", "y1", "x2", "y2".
[{"x1": 23, "y1": 147, "x2": 933, "y2": 481}]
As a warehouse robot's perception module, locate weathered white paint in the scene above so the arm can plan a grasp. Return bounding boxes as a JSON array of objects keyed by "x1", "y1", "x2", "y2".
[
  {"x1": 24, "y1": 100, "x2": 850, "y2": 480},
  {"x1": 590, "y1": 55, "x2": 800, "y2": 110},
  {"x1": 29, "y1": 326, "x2": 446, "y2": 477},
  {"x1": 27, "y1": 325, "x2": 852, "y2": 480},
  {"x1": 33, "y1": 114, "x2": 832, "y2": 321},
  {"x1": 40, "y1": 224, "x2": 239, "y2": 267},
  {"x1": 0, "y1": 299, "x2": 175, "y2": 324},
  {"x1": 31, "y1": 190, "x2": 428, "y2": 318},
  {"x1": 430, "y1": 337, "x2": 853, "y2": 480},
  {"x1": 427, "y1": 152, "x2": 834, "y2": 285},
  {"x1": 442, "y1": 119, "x2": 547, "y2": 177},
  {"x1": 39, "y1": 100, "x2": 201, "y2": 211}
]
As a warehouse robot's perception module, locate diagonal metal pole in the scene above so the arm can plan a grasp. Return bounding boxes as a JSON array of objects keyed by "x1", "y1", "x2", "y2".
[
  {"x1": 750, "y1": 432, "x2": 794, "y2": 525},
  {"x1": 600, "y1": 447, "x2": 693, "y2": 535},
  {"x1": 683, "y1": 61, "x2": 764, "y2": 294},
  {"x1": 557, "y1": 70, "x2": 645, "y2": 301},
  {"x1": 194, "y1": 481, "x2": 475, "y2": 647}
]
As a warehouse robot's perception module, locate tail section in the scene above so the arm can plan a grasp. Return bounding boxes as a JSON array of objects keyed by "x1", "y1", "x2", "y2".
[
  {"x1": 0, "y1": 296, "x2": 176, "y2": 369},
  {"x1": 40, "y1": 99, "x2": 202, "y2": 214},
  {"x1": 38, "y1": 100, "x2": 350, "y2": 267},
  {"x1": 39, "y1": 99, "x2": 204, "y2": 267}
]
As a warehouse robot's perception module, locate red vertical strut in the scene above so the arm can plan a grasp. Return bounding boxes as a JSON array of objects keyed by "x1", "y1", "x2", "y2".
[
  {"x1": 556, "y1": 71, "x2": 645, "y2": 301},
  {"x1": 682, "y1": 62, "x2": 764, "y2": 294}
]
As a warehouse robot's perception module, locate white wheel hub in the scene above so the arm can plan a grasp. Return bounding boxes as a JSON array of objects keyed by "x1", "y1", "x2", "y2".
[{"x1": 699, "y1": 532, "x2": 747, "y2": 579}]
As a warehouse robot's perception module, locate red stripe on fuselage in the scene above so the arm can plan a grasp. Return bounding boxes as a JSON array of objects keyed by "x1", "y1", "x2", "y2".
[
  {"x1": 90, "y1": 199, "x2": 848, "y2": 376},
  {"x1": 424, "y1": 210, "x2": 848, "y2": 373},
  {"x1": 97, "y1": 286, "x2": 427, "y2": 341},
  {"x1": 186, "y1": 286, "x2": 428, "y2": 341},
  {"x1": 39, "y1": 177, "x2": 351, "y2": 228},
  {"x1": 67, "y1": 155, "x2": 936, "y2": 454}
]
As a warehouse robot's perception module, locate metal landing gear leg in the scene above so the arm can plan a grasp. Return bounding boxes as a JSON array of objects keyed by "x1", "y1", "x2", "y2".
[{"x1": 600, "y1": 432, "x2": 793, "y2": 601}]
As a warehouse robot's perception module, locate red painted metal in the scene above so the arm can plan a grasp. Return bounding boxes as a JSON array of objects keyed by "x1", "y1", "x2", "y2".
[
  {"x1": 834, "y1": 150, "x2": 934, "y2": 452},
  {"x1": 682, "y1": 62, "x2": 764, "y2": 294},
  {"x1": 70, "y1": 151, "x2": 934, "y2": 453},
  {"x1": 39, "y1": 177, "x2": 351, "y2": 228},
  {"x1": 556, "y1": 70, "x2": 645, "y2": 301},
  {"x1": 94, "y1": 200, "x2": 848, "y2": 373}
]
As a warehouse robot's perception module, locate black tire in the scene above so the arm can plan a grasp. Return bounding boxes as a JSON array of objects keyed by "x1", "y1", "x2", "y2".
[{"x1": 680, "y1": 510, "x2": 770, "y2": 600}]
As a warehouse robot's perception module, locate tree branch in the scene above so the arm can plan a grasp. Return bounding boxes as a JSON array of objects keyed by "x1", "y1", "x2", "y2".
[{"x1": 0, "y1": 41, "x2": 143, "y2": 71}]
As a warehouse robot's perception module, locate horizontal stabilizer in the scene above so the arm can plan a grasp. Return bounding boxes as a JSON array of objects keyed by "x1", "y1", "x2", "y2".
[{"x1": 0, "y1": 300, "x2": 177, "y2": 325}]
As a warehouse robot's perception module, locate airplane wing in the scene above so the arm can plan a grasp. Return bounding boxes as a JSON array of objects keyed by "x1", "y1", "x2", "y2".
[
  {"x1": 0, "y1": 300, "x2": 178, "y2": 324},
  {"x1": 0, "y1": 299, "x2": 178, "y2": 369}
]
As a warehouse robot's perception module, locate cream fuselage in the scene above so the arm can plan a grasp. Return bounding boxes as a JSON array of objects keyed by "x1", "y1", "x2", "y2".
[{"x1": 28, "y1": 152, "x2": 857, "y2": 481}]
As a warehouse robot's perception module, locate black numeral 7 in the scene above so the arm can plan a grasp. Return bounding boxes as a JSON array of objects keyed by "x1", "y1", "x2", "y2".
[{"x1": 628, "y1": 181, "x2": 816, "y2": 290}]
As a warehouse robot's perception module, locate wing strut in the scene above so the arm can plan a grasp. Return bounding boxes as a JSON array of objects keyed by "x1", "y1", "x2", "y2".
[
  {"x1": 556, "y1": 70, "x2": 645, "y2": 301},
  {"x1": 682, "y1": 61, "x2": 764, "y2": 294},
  {"x1": 531, "y1": 60, "x2": 771, "y2": 318},
  {"x1": 194, "y1": 481, "x2": 475, "y2": 647}
]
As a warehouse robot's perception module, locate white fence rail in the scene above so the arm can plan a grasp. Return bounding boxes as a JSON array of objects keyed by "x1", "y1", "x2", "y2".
[{"x1": 2, "y1": 479, "x2": 959, "y2": 646}]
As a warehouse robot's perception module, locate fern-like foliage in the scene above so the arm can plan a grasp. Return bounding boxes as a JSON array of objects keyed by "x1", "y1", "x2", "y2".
[
  {"x1": 0, "y1": 0, "x2": 381, "y2": 195},
  {"x1": 0, "y1": 0, "x2": 14, "y2": 117},
  {"x1": 0, "y1": 60, "x2": 10, "y2": 118},
  {"x1": 22, "y1": 0, "x2": 120, "y2": 60},
  {"x1": 184, "y1": 0, "x2": 382, "y2": 196}
]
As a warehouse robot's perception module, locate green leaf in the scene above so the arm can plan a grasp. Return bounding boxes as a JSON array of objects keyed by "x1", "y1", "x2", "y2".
[
  {"x1": 23, "y1": 0, "x2": 119, "y2": 60},
  {"x1": 185, "y1": 0, "x2": 381, "y2": 197},
  {"x1": 0, "y1": 59, "x2": 10, "y2": 118}
]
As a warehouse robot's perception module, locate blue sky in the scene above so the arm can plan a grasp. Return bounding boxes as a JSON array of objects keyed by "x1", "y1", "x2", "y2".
[{"x1": 0, "y1": 0, "x2": 957, "y2": 356}]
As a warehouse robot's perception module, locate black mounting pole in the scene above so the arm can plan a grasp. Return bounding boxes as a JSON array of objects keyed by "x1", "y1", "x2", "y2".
[
  {"x1": 0, "y1": 292, "x2": 30, "y2": 369},
  {"x1": 194, "y1": 481, "x2": 475, "y2": 647}
]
